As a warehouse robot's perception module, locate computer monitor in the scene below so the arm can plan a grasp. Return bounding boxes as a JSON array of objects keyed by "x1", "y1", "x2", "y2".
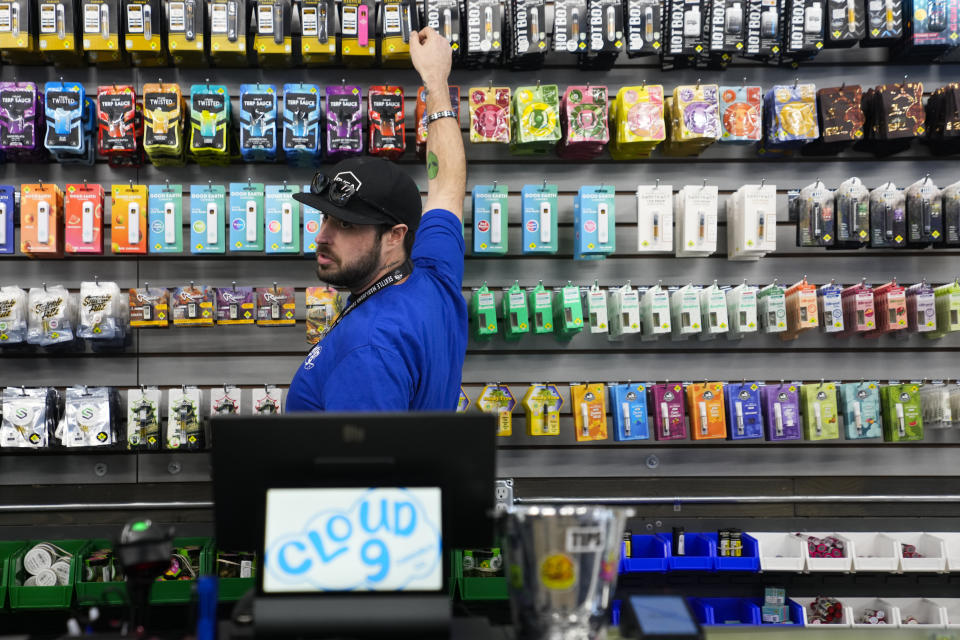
[{"x1": 211, "y1": 412, "x2": 497, "y2": 638}]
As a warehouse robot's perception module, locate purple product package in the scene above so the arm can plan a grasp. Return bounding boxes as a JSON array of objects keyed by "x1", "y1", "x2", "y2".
[
  {"x1": 0, "y1": 82, "x2": 46, "y2": 161},
  {"x1": 215, "y1": 286, "x2": 256, "y2": 324},
  {"x1": 325, "y1": 85, "x2": 363, "y2": 159},
  {"x1": 651, "y1": 382, "x2": 687, "y2": 441},
  {"x1": 0, "y1": 186, "x2": 14, "y2": 254},
  {"x1": 760, "y1": 383, "x2": 802, "y2": 441}
]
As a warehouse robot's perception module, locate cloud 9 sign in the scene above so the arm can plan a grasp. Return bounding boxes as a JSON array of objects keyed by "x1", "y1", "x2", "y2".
[{"x1": 264, "y1": 487, "x2": 443, "y2": 592}]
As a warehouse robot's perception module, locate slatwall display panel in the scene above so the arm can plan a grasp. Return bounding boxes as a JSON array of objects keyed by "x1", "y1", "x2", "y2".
[{"x1": 2, "y1": 47, "x2": 960, "y2": 485}]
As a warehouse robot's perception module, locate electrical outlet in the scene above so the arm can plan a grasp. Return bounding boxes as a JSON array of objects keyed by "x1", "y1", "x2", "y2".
[{"x1": 494, "y1": 478, "x2": 514, "y2": 513}]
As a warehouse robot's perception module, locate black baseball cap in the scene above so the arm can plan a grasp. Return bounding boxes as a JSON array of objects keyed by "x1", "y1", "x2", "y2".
[{"x1": 293, "y1": 157, "x2": 423, "y2": 234}]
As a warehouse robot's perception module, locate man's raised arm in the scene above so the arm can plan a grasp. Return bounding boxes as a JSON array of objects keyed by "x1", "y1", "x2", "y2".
[{"x1": 410, "y1": 27, "x2": 467, "y2": 221}]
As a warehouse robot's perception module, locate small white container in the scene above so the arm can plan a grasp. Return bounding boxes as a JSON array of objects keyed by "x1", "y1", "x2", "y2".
[
  {"x1": 933, "y1": 532, "x2": 960, "y2": 572},
  {"x1": 886, "y1": 598, "x2": 947, "y2": 628},
  {"x1": 930, "y1": 598, "x2": 960, "y2": 628},
  {"x1": 846, "y1": 597, "x2": 900, "y2": 629},
  {"x1": 749, "y1": 532, "x2": 807, "y2": 572},
  {"x1": 844, "y1": 532, "x2": 899, "y2": 572},
  {"x1": 797, "y1": 532, "x2": 854, "y2": 573},
  {"x1": 794, "y1": 597, "x2": 852, "y2": 627},
  {"x1": 896, "y1": 532, "x2": 948, "y2": 573}
]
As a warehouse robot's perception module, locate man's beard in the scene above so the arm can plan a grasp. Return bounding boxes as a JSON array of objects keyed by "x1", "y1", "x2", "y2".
[{"x1": 315, "y1": 235, "x2": 383, "y2": 291}]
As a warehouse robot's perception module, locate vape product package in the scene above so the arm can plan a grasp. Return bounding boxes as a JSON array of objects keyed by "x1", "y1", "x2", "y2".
[
  {"x1": 415, "y1": 85, "x2": 460, "y2": 158},
  {"x1": 553, "y1": 0, "x2": 588, "y2": 55},
  {"x1": 256, "y1": 285, "x2": 295, "y2": 326},
  {"x1": 0, "y1": 285, "x2": 28, "y2": 345},
  {"x1": 924, "y1": 83, "x2": 960, "y2": 155},
  {"x1": 463, "y1": 0, "x2": 505, "y2": 66},
  {"x1": 1, "y1": 387, "x2": 56, "y2": 449},
  {"x1": 741, "y1": 0, "x2": 781, "y2": 59},
  {"x1": 77, "y1": 280, "x2": 125, "y2": 341},
  {"x1": 188, "y1": 83, "x2": 230, "y2": 165},
  {"x1": 477, "y1": 384, "x2": 515, "y2": 436},
  {"x1": 528, "y1": 281, "x2": 554, "y2": 334},
  {"x1": 651, "y1": 382, "x2": 687, "y2": 440},
  {"x1": 282, "y1": 83, "x2": 322, "y2": 166},
  {"x1": 663, "y1": 0, "x2": 707, "y2": 62},
  {"x1": 252, "y1": 385, "x2": 284, "y2": 415},
  {"x1": 39, "y1": 0, "x2": 81, "y2": 64},
  {"x1": 670, "y1": 283, "x2": 702, "y2": 339},
  {"x1": 167, "y1": 386, "x2": 203, "y2": 449},
  {"x1": 928, "y1": 279, "x2": 960, "y2": 339},
  {"x1": 858, "y1": 81, "x2": 925, "y2": 156},
  {"x1": 758, "y1": 281, "x2": 787, "y2": 333},
  {"x1": 636, "y1": 183, "x2": 673, "y2": 252},
  {"x1": 606, "y1": 283, "x2": 641, "y2": 338},
  {"x1": 726, "y1": 281, "x2": 758, "y2": 338},
  {"x1": 904, "y1": 175, "x2": 943, "y2": 246},
  {"x1": 762, "y1": 83, "x2": 819, "y2": 155},
  {"x1": 868, "y1": 181, "x2": 906, "y2": 248},
  {"x1": 0, "y1": 82, "x2": 45, "y2": 162},
  {"x1": 379, "y1": 0, "x2": 418, "y2": 65},
  {"x1": 239, "y1": 83, "x2": 278, "y2": 162},
  {"x1": 469, "y1": 86, "x2": 511, "y2": 143},
  {"x1": 639, "y1": 283, "x2": 671, "y2": 339},
  {"x1": 299, "y1": 0, "x2": 337, "y2": 64},
  {"x1": 837, "y1": 279, "x2": 875, "y2": 336},
  {"x1": 780, "y1": 0, "x2": 825, "y2": 62},
  {"x1": 82, "y1": 0, "x2": 125, "y2": 64},
  {"x1": 792, "y1": 179, "x2": 835, "y2": 247},
  {"x1": 0, "y1": 186, "x2": 14, "y2": 254},
  {"x1": 510, "y1": 84, "x2": 561, "y2": 155},
  {"x1": 574, "y1": 185, "x2": 616, "y2": 257},
  {"x1": 824, "y1": 0, "x2": 864, "y2": 46},
  {"x1": 124, "y1": 0, "x2": 167, "y2": 65},
  {"x1": 508, "y1": 0, "x2": 548, "y2": 68},
  {"x1": 325, "y1": 84, "x2": 363, "y2": 159},
  {"x1": 571, "y1": 382, "x2": 608, "y2": 441},
  {"x1": 905, "y1": 279, "x2": 936, "y2": 334},
  {"x1": 719, "y1": 85, "x2": 763, "y2": 142},
  {"x1": 726, "y1": 183, "x2": 777, "y2": 260},
  {"x1": 470, "y1": 283, "x2": 498, "y2": 340},
  {"x1": 305, "y1": 286, "x2": 341, "y2": 343},
  {"x1": 472, "y1": 184, "x2": 509, "y2": 255},
  {"x1": 211, "y1": 384, "x2": 241, "y2": 416},
  {"x1": 129, "y1": 286, "x2": 169, "y2": 328},
  {"x1": 800, "y1": 381, "x2": 840, "y2": 440},
  {"x1": 20, "y1": 183, "x2": 64, "y2": 257},
  {"x1": 111, "y1": 183, "x2": 147, "y2": 254},
  {"x1": 805, "y1": 85, "x2": 864, "y2": 156},
  {"x1": 625, "y1": 0, "x2": 663, "y2": 56},
  {"x1": 171, "y1": 284, "x2": 215, "y2": 326},
  {"x1": 302, "y1": 183, "x2": 322, "y2": 254},
  {"x1": 126, "y1": 386, "x2": 161, "y2": 448},
  {"x1": 833, "y1": 176, "x2": 870, "y2": 246},
  {"x1": 725, "y1": 381, "x2": 764, "y2": 439},
  {"x1": 521, "y1": 182, "x2": 558, "y2": 254},
  {"x1": 585, "y1": 281, "x2": 609, "y2": 334},
  {"x1": 942, "y1": 179, "x2": 960, "y2": 245},
  {"x1": 147, "y1": 182, "x2": 183, "y2": 253},
  {"x1": 368, "y1": 85, "x2": 405, "y2": 159},
  {"x1": 167, "y1": 0, "x2": 206, "y2": 65},
  {"x1": 893, "y1": 0, "x2": 958, "y2": 59},
  {"x1": 264, "y1": 183, "x2": 301, "y2": 253},
  {"x1": 142, "y1": 82, "x2": 185, "y2": 166},
  {"x1": 863, "y1": 0, "x2": 902, "y2": 43},
  {"x1": 577, "y1": 0, "x2": 623, "y2": 70},
  {"x1": 97, "y1": 85, "x2": 141, "y2": 167},
  {"x1": 253, "y1": 0, "x2": 293, "y2": 66},
  {"x1": 341, "y1": 0, "x2": 377, "y2": 64},
  {"x1": 523, "y1": 384, "x2": 562, "y2": 436},
  {"x1": 865, "y1": 278, "x2": 907, "y2": 337},
  {"x1": 62, "y1": 183, "x2": 103, "y2": 255},
  {"x1": 555, "y1": 282, "x2": 585, "y2": 339},
  {"x1": 782, "y1": 275, "x2": 818, "y2": 340},
  {"x1": 839, "y1": 381, "x2": 881, "y2": 439},
  {"x1": 208, "y1": 0, "x2": 248, "y2": 65},
  {"x1": 761, "y1": 383, "x2": 802, "y2": 440},
  {"x1": 559, "y1": 85, "x2": 610, "y2": 160},
  {"x1": 44, "y1": 81, "x2": 86, "y2": 156},
  {"x1": 919, "y1": 381, "x2": 953, "y2": 426},
  {"x1": 674, "y1": 182, "x2": 719, "y2": 257},
  {"x1": 27, "y1": 284, "x2": 75, "y2": 346},
  {"x1": 698, "y1": 281, "x2": 729, "y2": 339},
  {"x1": 502, "y1": 281, "x2": 530, "y2": 340},
  {"x1": 609, "y1": 84, "x2": 665, "y2": 159},
  {"x1": 189, "y1": 182, "x2": 226, "y2": 254},
  {"x1": 687, "y1": 381, "x2": 727, "y2": 439},
  {"x1": 880, "y1": 383, "x2": 923, "y2": 441},
  {"x1": 609, "y1": 382, "x2": 650, "y2": 440},
  {"x1": 662, "y1": 84, "x2": 720, "y2": 157},
  {"x1": 423, "y1": 0, "x2": 461, "y2": 59},
  {"x1": 707, "y1": 0, "x2": 745, "y2": 66},
  {"x1": 229, "y1": 181, "x2": 265, "y2": 251},
  {"x1": 817, "y1": 280, "x2": 844, "y2": 333}
]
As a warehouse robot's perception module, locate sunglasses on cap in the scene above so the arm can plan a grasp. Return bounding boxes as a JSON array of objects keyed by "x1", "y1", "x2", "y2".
[{"x1": 310, "y1": 172, "x2": 402, "y2": 225}]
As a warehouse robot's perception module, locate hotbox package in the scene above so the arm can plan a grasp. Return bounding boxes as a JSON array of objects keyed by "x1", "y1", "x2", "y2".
[
  {"x1": 507, "y1": 0, "x2": 548, "y2": 68},
  {"x1": 625, "y1": 0, "x2": 663, "y2": 55}
]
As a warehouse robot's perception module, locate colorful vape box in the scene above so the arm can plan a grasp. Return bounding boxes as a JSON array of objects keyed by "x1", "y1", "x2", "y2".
[
  {"x1": 866, "y1": 279, "x2": 907, "y2": 337},
  {"x1": 651, "y1": 382, "x2": 687, "y2": 441},
  {"x1": 208, "y1": 0, "x2": 248, "y2": 65},
  {"x1": 559, "y1": 85, "x2": 609, "y2": 160},
  {"x1": 528, "y1": 282, "x2": 554, "y2": 334},
  {"x1": 64, "y1": 183, "x2": 104, "y2": 254},
  {"x1": 800, "y1": 382, "x2": 840, "y2": 441},
  {"x1": 469, "y1": 86, "x2": 511, "y2": 143},
  {"x1": 189, "y1": 183, "x2": 226, "y2": 254},
  {"x1": 501, "y1": 281, "x2": 530, "y2": 340},
  {"x1": 325, "y1": 85, "x2": 363, "y2": 159},
  {"x1": 719, "y1": 86, "x2": 763, "y2": 142},
  {"x1": 124, "y1": 0, "x2": 167, "y2": 65},
  {"x1": 571, "y1": 383, "x2": 608, "y2": 441},
  {"x1": 929, "y1": 280, "x2": 960, "y2": 339},
  {"x1": 906, "y1": 280, "x2": 937, "y2": 333},
  {"x1": 470, "y1": 283, "x2": 497, "y2": 340},
  {"x1": 340, "y1": 0, "x2": 377, "y2": 64},
  {"x1": 881, "y1": 383, "x2": 923, "y2": 441},
  {"x1": 111, "y1": 183, "x2": 148, "y2": 254},
  {"x1": 574, "y1": 185, "x2": 616, "y2": 257},
  {"x1": 299, "y1": 0, "x2": 337, "y2": 64},
  {"x1": 229, "y1": 182, "x2": 265, "y2": 252},
  {"x1": 188, "y1": 83, "x2": 230, "y2": 164},
  {"x1": 0, "y1": 186, "x2": 14, "y2": 254},
  {"x1": 522, "y1": 383, "x2": 562, "y2": 436},
  {"x1": 282, "y1": 83, "x2": 322, "y2": 166},
  {"x1": 167, "y1": 0, "x2": 206, "y2": 65},
  {"x1": 44, "y1": 81, "x2": 85, "y2": 154},
  {"x1": 148, "y1": 183, "x2": 183, "y2": 253},
  {"x1": 725, "y1": 382, "x2": 764, "y2": 440},
  {"x1": 82, "y1": 0, "x2": 125, "y2": 64},
  {"x1": 663, "y1": 85, "x2": 721, "y2": 157},
  {"x1": 477, "y1": 384, "x2": 515, "y2": 437},
  {"x1": 96, "y1": 85, "x2": 140, "y2": 166},
  {"x1": 472, "y1": 184, "x2": 509, "y2": 255},
  {"x1": 555, "y1": 282, "x2": 584, "y2": 340},
  {"x1": 302, "y1": 184, "x2": 323, "y2": 255},
  {"x1": 761, "y1": 383, "x2": 802, "y2": 441},
  {"x1": 520, "y1": 183, "x2": 558, "y2": 254},
  {"x1": 610, "y1": 85, "x2": 666, "y2": 159},
  {"x1": 0, "y1": 82, "x2": 43, "y2": 160},
  {"x1": 688, "y1": 382, "x2": 727, "y2": 440},
  {"x1": 838, "y1": 381, "x2": 882, "y2": 439},
  {"x1": 215, "y1": 286, "x2": 255, "y2": 325},
  {"x1": 609, "y1": 382, "x2": 650, "y2": 441},
  {"x1": 239, "y1": 83, "x2": 278, "y2": 162},
  {"x1": 142, "y1": 82, "x2": 185, "y2": 166},
  {"x1": 253, "y1": 0, "x2": 293, "y2": 66},
  {"x1": 39, "y1": 0, "x2": 81, "y2": 64},
  {"x1": 265, "y1": 184, "x2": 300, "y2": 253},
  {"x1": 256, "y1": 285, "x2": 296, "y2": 326},
  {"x1": 368, "y1": 85, "x2": 405, "y2": 159},
  {"x1": 20, "y1": 183, "x2": 63, "y2": 256},
  {"x1": 510, "y1": 84, "x2": 561, "y2": 155}
]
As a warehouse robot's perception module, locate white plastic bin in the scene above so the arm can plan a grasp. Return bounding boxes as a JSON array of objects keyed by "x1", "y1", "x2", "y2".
[
  {"x1": 796, "y1": 532, "x2": 854, "y2": 572},
  {"x1": 886, "y1": 598, "x2": 947, "y2": 628},
  {"x1": 843, "y1": 532, "x2": 899, "y2": 572},
  {"x1": 896, "y1": 532, "x2": 948, "y2": 573},
  {"x1": 933, "y1": 532, "x2": 960, "y2": 572},
  {"x1": 845, "y1": 597, "x2": 899, "y2": 629},
  {"x1": 930, "y1": 598, "x2": 960, "y2": 628},
  {"x1": 794, "y1": 597, "x2": 852, "y2": 627},
  {"x1": 749, "y1": 532, "x2": 806, "y2": 572}
]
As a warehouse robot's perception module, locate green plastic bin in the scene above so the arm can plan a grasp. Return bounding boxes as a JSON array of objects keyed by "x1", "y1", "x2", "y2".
[
  {"x1": 75, "y1": 539, "x2": 127, "y2": 607},
  {"x1": 453, "y1": 550, "x2": 508, "y2": 601},
  {"x1": 7, "y1": 539, "x2": 91, "y2": 610},
  {"x1": 212, "y1": 551, "x2": 256, "y2": 602},
  {"x1": 149, "y1": 537, "x2": 213, "y2": 605},
  {"x1": 0, "y1": 541, "x2": 26, "y2": 610}
]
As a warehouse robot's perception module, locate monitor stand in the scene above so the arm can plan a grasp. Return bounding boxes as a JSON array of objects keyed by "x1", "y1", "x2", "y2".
[{"x1": 253, "y1": 594, "x2": 451, "y2": 638}]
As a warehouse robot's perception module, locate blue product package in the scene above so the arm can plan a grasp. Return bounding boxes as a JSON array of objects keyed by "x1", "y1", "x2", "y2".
[
  {"x1": 302, "y1": 183, "x2": 323, "y2": 255},
  {"x1": 839, "y1": 381, "x2": 882, "y2": 439},
  {"x1": 724, "y1": 382, "x2": 764, "y2": 440},
  {"x1": 265, "y1": 183, "x2": 301, "y2": 254},
  {"x1": 609, "y1": 382, "x2": 650, "y2": 441},
  {"x1": 148, "y1": 183, "x2": 184, "y2": 253},
  {"x1": 0, "y1": 186, "x2": 15, "y2": 254},
  {"x1": 239, "y1": 83, "x2": 278, "y2": 162},
  {"x1": 282, "y1": 84, "x2": 322, "y2": 166},
  {"x1": 44, "y1": 81, "x2": 85, "y2": 154},
  {"x1": 189, "y1": 183, "x2": 227, "y2": 254},
  {"x1": 521, "y1": 183, "x2": 559, "y2": 254},
  {"x1": 574, "y1": 185, "x2": 616, "y2": 258},
  {"x1": 471, "y1": 184, "x2": 509, "y2": 255},
  {"x1": 228, "y1": 182, "x2": 265, "y2": 252}
]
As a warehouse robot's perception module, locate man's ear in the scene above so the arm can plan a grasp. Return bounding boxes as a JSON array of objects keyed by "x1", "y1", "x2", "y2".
[{"x1": 386, "y1": 224, "x2": 408, "y2": 249}]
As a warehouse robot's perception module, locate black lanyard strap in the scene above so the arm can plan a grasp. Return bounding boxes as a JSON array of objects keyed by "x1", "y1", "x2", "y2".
[{"x1": 317, "y1": 260, "x2": 414, "y2": 341}]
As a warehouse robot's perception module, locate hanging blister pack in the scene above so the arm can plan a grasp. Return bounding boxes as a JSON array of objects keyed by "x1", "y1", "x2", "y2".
[
  {"x1": 0, "y1": 185, "x2": 14, "y2": 254},
  {"x1": 610, "y1": 85, "x2": 666, "y2": 159},
  {"x1": 172, "y1": 283, "x2": 215, "y2": 326},
  {"x1": 839, "y1": 381, "x2": 881, "y2": 439},
  {"x1": 368, "y1": 85, "x2": 405, "y2": 159},
  {"x1": 340, "y1": 0, "x2": 377, "y2": 63},
  {"x1": 20, "y1": 183, "x2": 64, "y2": 257},
  {"x1": 58, "y1": 386, "x2": 114, "y2": 447},
  {"x1": 726, "y1": 281, "x2": 758, "y2": 339},
  {"x1": 761, "y1": 382, "x2": 801, "y2": 440},
  {"x1": 675, "y1": 182, "x2": 719, "y2": 257},
  {"x1": 640, "y1": 282, "x2": 671, "y2": 340},
  {"x1": 651, "y1": 382, "x2": 687, "y2": 440},
  {"x1": 609, "y1": 382, "x2": 650, "y2": 441},
  {"x1": 78, "y1": 280, "x2": 125, "y2": 341},
  {"x1": 608, "y1": 282, "x2": 641, "y2": 338},
  {"x1": 239, "y1": 84, "x2": 278, "y2": 163},
  {"x1": 124, "y1": 0, "x2": 166, "y2": 66},
  {"x1": 305, "y1": 286, "x2": 342, "y2": 343},
  {"x1": 585, "y1": 282, "x2": 609, "y2": 333},
  {"x1": 779, "y1": 0, "x2": 825, "y2": 63},
  {"x1": 559, "y1": 85, "x2": 610, "y2": 160},
  {"x1": 215, "y1": 285, "x2": 255, "y2": 325},
  {"x1": 302, "y1": 183, "x2": 323, "y2": 254},
  {"x1": 167, "y1": 0, "x2": 206, "y2": 65},
  {"x1": 727, "y1": 183, "x2": 777, "y2": 260},
  {"x1": 521, "y1": 183, "x2": 558, "y2": 254},
  {"x1": 881, "y1": 382, "x2": 923, "y2": 441},
  {"x1": 229, "y1": 182, "x2": 265, "y2": 252},
  {"x1": 663, "y1": 85, "x2": 720, "y2": 157},
  {"x1": 522, "y1": 384, "x2": 562, "y2": 436},
  {"x1": 189, "y1": 183, "x2": 226, "y2": 254},
  {"x1": 833, "y1": 177, "x2": 870, "y2": 247},
  {"x1": 38, "y1": 0, "x2": 81, "y2": 65},
  {"x1": 577, "y1": 0, "x2": 624, "y2": 70},
  {"x1": 553, "y1": 0, "x2": 588, "y2": 54},
  {"x1": 806, "y1": 85, "x2": 864, "y2": 156},
  {"x1": 252, "y1": 385, "x2": 283, "y2": 415},
  {"x1": 424, "y1": 0, "x2": 461, "y2": 58},
  {"x1": 299, "y1": 0, "x2": 337, "y2": 64},
  {"x1": 44, "y1": 81, "x2": 85, "y2": 156},
  {"x1": 167, "y1": 386, "x2": 203, "y2": 449},
  {"x1": 253, "y1": 0, "x2": 293, "y2": 67},
  {"x1": 761, "y1": 83, "x2": 819, "y2": 156},
  {"x1": 502, "y1": 281, "x2": 530, "y2": 340},
  {"x1": 27, "y1": 284, "x2": 75, "y2": 346},
  {"x1": 868, "y1": 181, "x2": 906, "y2": 248},
  {"x1": 782, "y1": 276, "x2": 818, "y2": 340},
  {"x1": 919, "y1": 382, "x2": 953, "y2": 427},
  {"x1": 188, "y1": 84, "x2": 230, "y2": 165},
  {"x1": 707, "y1": 0, "x2": 744, "y2": 67},
  {"x1": 837, "y1": 279, "x2": 875, "y2": 336},
  {"x1": 663, "y1": 0, "x2": 706, "y2": 65},
  {"x1": 0, "y1": 82, "x2": 44, "y2": 162},
  {"x1": 556, "y1": 281, "x2": 585, "y2": 339},
  {"x1": 142, "y1": 82, "x2": 185, "y2": 166},
  {"x1": 0, "y1": 286, "x2": 28, "y2": 345},
  {"x1": 904, "y1": 175, "x2": 943, "y2": 246},
  {"x1": 825, "y1": 0, "x2": 864, "y2": 46},
  {"x1": 282, "y1": 84, "x2": 321, "y2": 167},
  {"x1": 699, "y1": 281, "x2": 729, "y2": 339},
  {"x1": 719, "y1": 86, "x2": 763, "y2": 142},
  {"x1": 463, "y1": 0, "x2": 505, "y2": 67},
  {"x1": 471, "y1": 282, "x2": 498, "y2": 340},
  {"x1": 126, "y1": 386, "x2": 161, "y2": 448},
  {"x1": 256, "y1": 285, "x2": 296, "y2": 326},
  {"x1": 1, "y1": 387, "x2": 56, "y2": 448},
  {"x1": 928, "y1": 279, "x2": 960, "y2": 339},
  {"x1": 65, "y1": 183, "x2": 105, "y2": 255},
  {"x1": 265, "y1": 183, "x2": 300, "y2": 253},
  {"x1": 757, "y1": 280, "x2": 787, "y2": 333},
  {"x1": 478, "y1": 384, "x2": 516, "y2": 436},
  {"x1": 636, "y1": 183, "x2": 673, "y2": 252},
  {"x1": 625, "y1": 0, "x2": 663, "y2": 56},
  {"x1": 325, "y1": 84, "x2": 363, "y2": 159},
  {"x1": 866, "y1": 278, "x2": 907, "y2": 337},
  {"x1": 472, "y1": 184, "x2": 509, "y2": 255},
  {"x1": 800, "y1": 381, "x2": 840, "y2": 440},
  {"x1": 129, "y1": 286, "x2": 169, "y2": 328},
  {"x1": 81, "y1": 0, "x2": 124, "y2": 64},
  {"x1": 792, "y1": 179, "x2": 835, "y2": 247},
  {"x1": 510, "y1": 84, "x2": 561, "y2": 155},
  {"x1": 741, "y1": 0, "x2": 781, "y2": 60},
  {"x1": 817, "y1": 280, "x2": 844, "y2": 333},
  {"x1": 147, "y1": 183, "x2": 182, "y2": 253},
  {"x1": 670, "y1": 283, "x2": 702, "y2": 339},
  {"x1": 528, "y1": 281, "x2": 554, "y2": 334},
  {"x1": 571, "y1": 382, "x2": 608, "y2": 441},
  {"x1": 508, "y1": 0, "x2": 548, "y2": 68},
  {"x1": 688, "y1": 381, "x2": 727, "y2": 439},
  {"x1": 725, "y1": 382, "x2": 763, "y2": 439},
  {"x1": 574, "y1": 185, "x2": 616, "y2": 258},
  {"x1": 469, "y1": 86, "x2": 511, "y2": 143},
  {"x1": 208, "y1": 0, "x2": 249, "y2": 65},
  {"x1": 943, "y1": 179, "x2": 960, "y2": 246},
  {"x1": 211, "y1": 384, "x2": 241, "y2": 416},
  {"x1": 894, "y1": 0, "x2": 957, "y2": 60},
  {"x1": 905, "y1": 279, "x2": 936, "y2": 333},
  {"x1": 864, "y1": 0, "x2": 901, "y2": 44}
]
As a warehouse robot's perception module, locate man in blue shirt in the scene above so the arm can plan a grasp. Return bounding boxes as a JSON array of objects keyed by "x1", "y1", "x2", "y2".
[{"x1": 286, "y1": 27, "x2": 467, "y2": 412}]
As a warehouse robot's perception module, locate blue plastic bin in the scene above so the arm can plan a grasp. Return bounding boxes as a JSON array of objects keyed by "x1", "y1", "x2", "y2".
[
  {"x1": 689, "y1": 597, "x2": 762, "y2": 626},
  {"x1": 621, "y1": 535, "x2": 670, "y2": 573},
  {"x1": 748, "y1": 597, "x2": 806, "y2": 626},
  {"x1": 611, "y1": 599, "x2": 621, "y2": 625},
  {"x1": 658, "y1": 533, "x2": 714, "y2": 571},
  {"x1": 705, "y1": 532, "x2": 760, "y2": 571}
]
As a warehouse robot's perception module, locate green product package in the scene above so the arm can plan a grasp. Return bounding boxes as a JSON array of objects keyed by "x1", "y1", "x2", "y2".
[
  {"x1": 510, "y1": 84, "x2": 561, "y2": 155},
  {"x1": 471, "y1": 282, "x2": 498, "y2": 340},
  {"x1": 929, "y1": 281, "x2": 960, "y2": 339},
  {"x1": 502, "y1": 281, "x2": 530, "y2": 340},
  {"x1": 800, "y1": 382, "x2": 840, "y2": 441},
  {"x1": 881, "y1": 383, "x2": 924, "y2": 442},
  {"x1": 555, "y1": 282, "x2": 584, "y2": 340},
  {"x1": 528, "y1": 281, "x2": 554, "y2": 334}
]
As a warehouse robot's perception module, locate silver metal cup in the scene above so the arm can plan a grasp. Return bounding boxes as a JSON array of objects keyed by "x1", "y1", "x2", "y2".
[{"x1": 503, "y1": 505, "x2": 634, "y2": 640}]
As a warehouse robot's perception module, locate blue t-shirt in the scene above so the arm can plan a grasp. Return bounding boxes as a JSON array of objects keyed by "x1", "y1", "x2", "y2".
[{"x1": 285, "y1": 209, "x2": 467, "y2": 412}]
